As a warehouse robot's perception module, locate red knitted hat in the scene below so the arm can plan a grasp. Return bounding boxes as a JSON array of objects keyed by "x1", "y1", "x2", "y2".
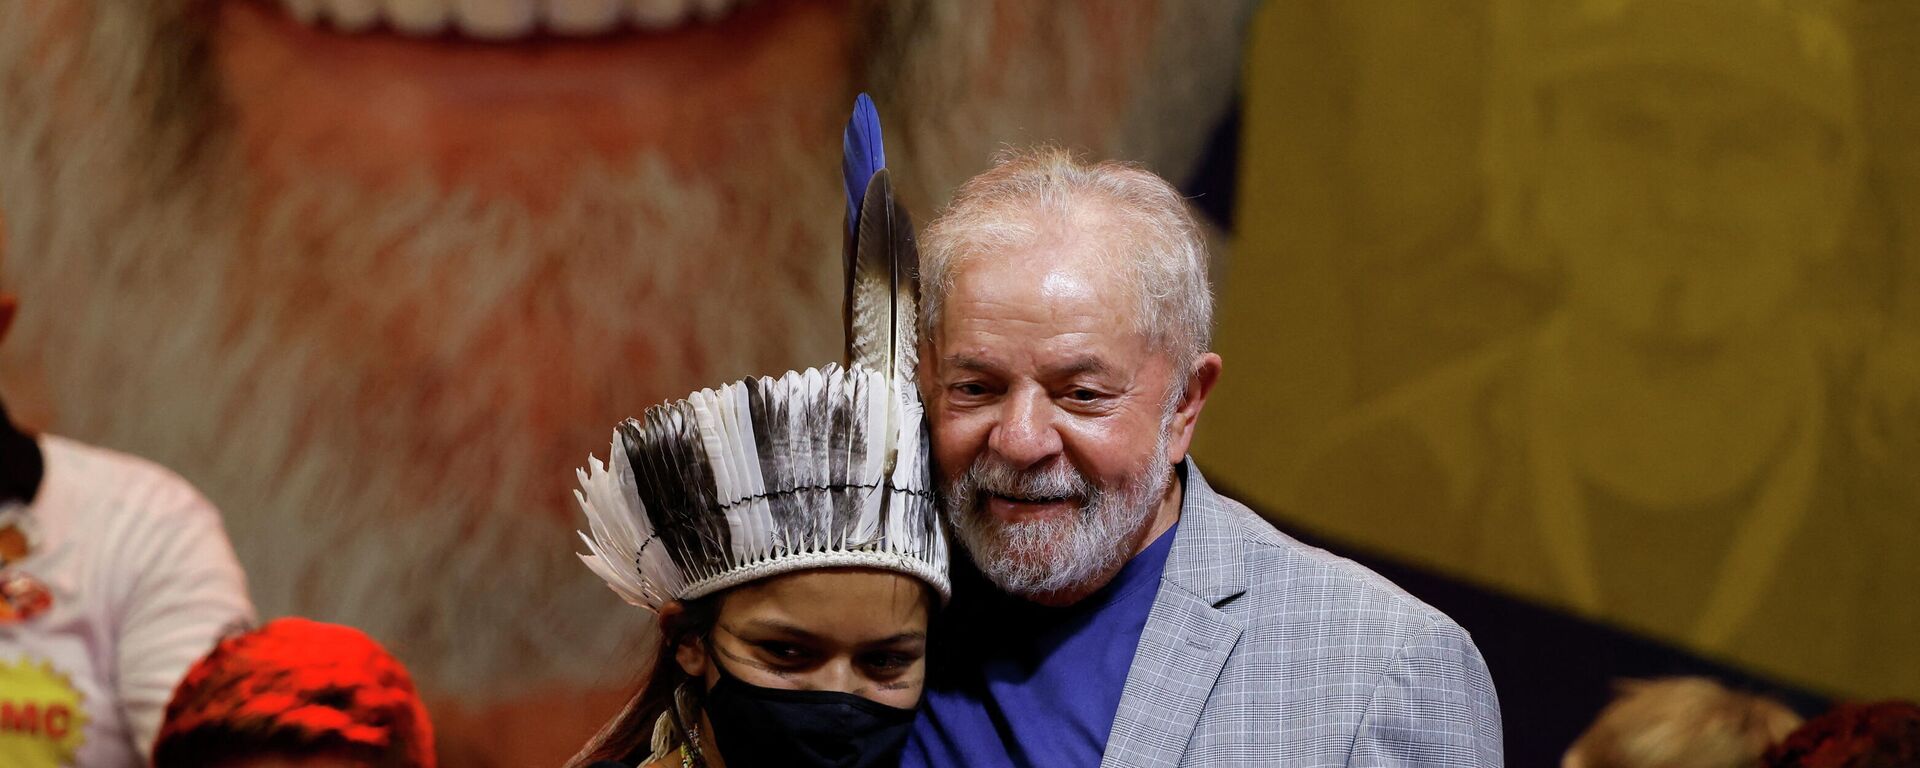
[{"x1": 154, "y1": 617, "x2": 435, "y2": 768}]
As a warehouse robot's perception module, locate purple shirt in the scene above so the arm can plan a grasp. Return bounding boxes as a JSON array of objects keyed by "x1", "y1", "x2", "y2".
[{"x1": 902, "y1": 523, "x2": 1179, "y2": 768}]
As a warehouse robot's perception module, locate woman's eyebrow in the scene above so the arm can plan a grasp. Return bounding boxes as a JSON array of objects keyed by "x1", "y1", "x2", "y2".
[
  {"x1": 727, "y1": 619, "x2": 927, "y2": 648},
  {"x1": 729, "y1": 619, "x2": 823, "y2": 642},
  {"x1": 729, "y1": 620, "x2": 928, "y2": 647},
  {"x1": 861, "y1": 631, "x2": 929, "y2": 647}
]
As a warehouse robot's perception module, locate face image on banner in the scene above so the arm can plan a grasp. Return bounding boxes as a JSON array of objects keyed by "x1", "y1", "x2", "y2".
[{"x1": 1203, "y1": 0, "x2": 1920, "y2": 701}]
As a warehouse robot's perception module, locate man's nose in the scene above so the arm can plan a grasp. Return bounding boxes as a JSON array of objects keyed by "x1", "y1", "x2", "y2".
[{"x1": 988, "y1": 391, "x2": 1063, "y2": 468}]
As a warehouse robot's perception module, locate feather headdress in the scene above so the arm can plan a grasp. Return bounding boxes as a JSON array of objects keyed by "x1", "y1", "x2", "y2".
[{"x1": 574, "y1": 94, "x2": 945, "y2": 610}]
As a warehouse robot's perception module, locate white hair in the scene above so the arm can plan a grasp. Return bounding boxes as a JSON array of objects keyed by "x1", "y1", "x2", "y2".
[{"x1": 918, "y1": 147, "x2": 1214, "y2": 373}]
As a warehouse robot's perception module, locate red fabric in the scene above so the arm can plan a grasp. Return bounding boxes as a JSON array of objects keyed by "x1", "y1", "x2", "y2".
[
  {"x1": 1764, "y1": 701, "x2": 1920, "y2": 768},
  {"x1": 156, "y1": 617, "x2": 435, "y2": 767}
]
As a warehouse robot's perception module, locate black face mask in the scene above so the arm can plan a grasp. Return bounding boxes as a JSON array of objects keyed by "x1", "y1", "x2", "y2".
[{"x1": 700, "y1": 656, "x2": 916, "y2": 768}]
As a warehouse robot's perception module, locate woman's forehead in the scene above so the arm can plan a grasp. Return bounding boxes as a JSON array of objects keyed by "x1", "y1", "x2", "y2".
[{"x1": 723, "y1": 570, "x2": 931, "y2": 628}]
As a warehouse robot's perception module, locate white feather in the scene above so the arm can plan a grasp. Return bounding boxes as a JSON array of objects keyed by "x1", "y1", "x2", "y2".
[
  {"x1": 892, "y1": 266, "x2": 919, "y2": 387},
  {"x1": 696, "y1": 387, "x2": 758, "y2": 578},
  {"x1": 691, "y1": 388, "x2": 734, "y2": 505},
  {"x1": 574, "y1": 446, "x2": 664, "y2": 611},
  {"x1": 771, "y1": 370, "x2": 802, "y2": 552},
  {"x1": 830, "y1": 364, "x2": 853, "y2": 548},
  {"x1": 887, "y1": 385, "x2": 925, "y2": 552},
  {"x1": 717, "y1": 383, "x2": 751, "y2": 506},
  {"x1": 592, "y1": 442, "x2": 646, "y2": 560},
  {"x1": 728, "y1": 381, "x2": 773, "y2": 563},
  {"x1": 785, "y1": 368, "x2": 811, "y2": 548},
  {"x1": 712, "y1": 384, "x2": 760, "y2": 564},
  {"x1": 849, "y1": 253, "x2": 890, "y2": 373},
  {"x1": 807, "y1": 367, "x2": 832, "y2": 546},
  {"x1": 576, "y1": 534, "x2": 646, "y2": 608},
  {"x1": 848, "y1": 367, "x2": 885, "y2": 544}
]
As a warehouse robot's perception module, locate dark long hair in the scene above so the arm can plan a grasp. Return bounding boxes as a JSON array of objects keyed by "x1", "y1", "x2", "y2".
[{"x1": 567, "y1": 596, "x2": 723, "y2": 767}]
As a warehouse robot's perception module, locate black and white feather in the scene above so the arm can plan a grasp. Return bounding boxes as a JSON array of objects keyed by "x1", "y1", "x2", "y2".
[{"x1": 575, "y1": 94, "x2": 945, "y2": 611}]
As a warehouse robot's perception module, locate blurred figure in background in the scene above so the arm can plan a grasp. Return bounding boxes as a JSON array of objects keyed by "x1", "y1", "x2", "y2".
[
  {"x1": 153, "y1": 617, "x2": 434, "y2": 768},
  {"x1": 1763, "y1": 700, "x2": 1920, "y2": 768},
  {"x1": 0, "y1": 3, "x2": 1255, "y2": 759},
  {"x1": 0, "y1": 284, "x2": 255, "y2": 767},
  {"x1": 1563, "y1": 677, "x2": 1801, "y2": 768}
]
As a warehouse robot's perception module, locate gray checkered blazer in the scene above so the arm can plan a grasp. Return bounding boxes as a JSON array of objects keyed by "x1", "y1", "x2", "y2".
[{"x1": 1101, "y1": 463, "x2": 1504, "y2": 767}]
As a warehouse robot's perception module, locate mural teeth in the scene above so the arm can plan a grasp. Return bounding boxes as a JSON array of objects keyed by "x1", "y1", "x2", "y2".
[
  {"x1": 454, "y1": 0, "x2": 537, "y2": 39},
  {"x1": 388, "y1": 0, "x2": 452, "y2": 35},
  {"x1": 548, "y1": 0, "x2": 623, "y2": 35},
  {"x1": 324, "y1": 0, "x2": 382, "y2": 32},
  {"x1": 629, "y1": 0, "x2": 692, "y2": 30},
  {"x1": 275, "y1": 0, "x2": 747, "y2": 37}
]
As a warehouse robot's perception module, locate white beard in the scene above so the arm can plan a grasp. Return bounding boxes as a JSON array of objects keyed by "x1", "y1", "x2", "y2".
[
  {"x1": 0, "y1": 0, "x2": 1247, "y2": 700},
  {"x1": 946, "y1": 437, "x2": 1173, "y2": 600}
]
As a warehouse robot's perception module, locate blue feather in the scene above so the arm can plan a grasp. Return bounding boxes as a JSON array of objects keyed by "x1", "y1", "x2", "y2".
[{"x1": 841, "y1": 93, "x2": 886, "y2": 237}]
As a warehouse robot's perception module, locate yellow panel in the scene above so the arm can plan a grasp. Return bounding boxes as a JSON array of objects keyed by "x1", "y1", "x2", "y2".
[{"x1": 1201, "y1": 0, "x2": 1920, "y2": 700}]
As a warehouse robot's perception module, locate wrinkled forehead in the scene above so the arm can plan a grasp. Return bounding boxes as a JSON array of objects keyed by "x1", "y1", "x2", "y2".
[
  {"x1": 944, "y1": 202, "x2": 1153, "y2": 313},
  {"x1": 941, "y1": 226, "x2": 1153, "y2": 342}
]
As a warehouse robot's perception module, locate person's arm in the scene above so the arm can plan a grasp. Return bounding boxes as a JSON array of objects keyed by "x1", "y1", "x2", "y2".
[
  {"x1": 1348, "y1": 617, "x2": 1504, "y2": 767},
  {"x1": 112, "y1": 478, "x2": 256, "y2": 759}
]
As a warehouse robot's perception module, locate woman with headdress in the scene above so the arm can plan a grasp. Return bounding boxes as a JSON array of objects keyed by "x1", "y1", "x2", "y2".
[{"x1": 567, "y1": 95, "x2": 945, "y2": 768}]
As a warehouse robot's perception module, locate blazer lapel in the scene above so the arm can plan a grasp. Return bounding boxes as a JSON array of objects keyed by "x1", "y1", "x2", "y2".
[{"x1": 1100, "y1": 464, "x2": 1247, "y2": 768}]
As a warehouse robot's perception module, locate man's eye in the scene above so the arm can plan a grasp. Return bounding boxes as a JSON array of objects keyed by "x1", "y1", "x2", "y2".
[
  {"x1": 952, "y1": 383, "x2": 988, "y2": 397},
  {"x1": 1067, "y1": 389, "x2": 1101, "y2": 402}
]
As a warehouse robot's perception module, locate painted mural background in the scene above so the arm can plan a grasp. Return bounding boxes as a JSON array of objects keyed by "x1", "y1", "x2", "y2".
[{"x1": 0, "y1": 1, "x2": 1252, "y2": 762}]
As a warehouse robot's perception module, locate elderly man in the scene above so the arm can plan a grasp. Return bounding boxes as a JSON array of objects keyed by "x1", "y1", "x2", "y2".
[{"x1": 902, "y1": 149, "x2": 1503, "y2": 767}]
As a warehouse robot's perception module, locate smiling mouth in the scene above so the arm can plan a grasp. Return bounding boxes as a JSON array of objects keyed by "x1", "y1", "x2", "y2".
[
  {"x1": 270, "y1": 0, "x2": 759, "y2": 39},
  {"x1": 992, "y1": 493, "x2": 1072, "y2": 505},
  {"x1": 983, "y1": 493, "x2": 1082, "y2": 522}
]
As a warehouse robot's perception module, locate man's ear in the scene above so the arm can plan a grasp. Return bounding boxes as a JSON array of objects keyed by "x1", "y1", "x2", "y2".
[
  {"x1": 1164, "y1": 352, "x2": 1223, "y2": 465},
  {"x1": 660, "y1": 602, "x2": 710, "y2": 679}
]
